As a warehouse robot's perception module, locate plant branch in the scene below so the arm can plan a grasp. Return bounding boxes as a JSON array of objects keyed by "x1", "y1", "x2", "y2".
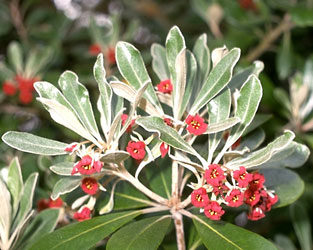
[
  {"x1": 244, "y1": 14, "x2": 294, "y2": 62},
  {"x1": 172, "y1": 211, "x2": 186, "y2": 250},
  {"x1": 9, "y1": 0, "x2": 28, "y2": 43}
]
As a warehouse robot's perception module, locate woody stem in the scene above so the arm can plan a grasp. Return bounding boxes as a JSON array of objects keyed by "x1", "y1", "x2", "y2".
[{"x1": 172, "y1": 211, "x2": 186, "y2": 250}]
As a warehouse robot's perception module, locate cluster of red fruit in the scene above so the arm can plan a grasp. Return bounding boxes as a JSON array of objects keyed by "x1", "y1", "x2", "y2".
[
  {"x1": 191, "y1": 165, "x2": 278, "y2": 221},
  {"x1": 2, "y1": 75, "x2": 39, "y2": 104}
]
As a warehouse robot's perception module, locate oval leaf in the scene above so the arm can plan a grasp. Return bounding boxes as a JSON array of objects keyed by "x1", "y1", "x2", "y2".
[{"x1": 51, "y1": 177, "x2": 81, "y2": 200}]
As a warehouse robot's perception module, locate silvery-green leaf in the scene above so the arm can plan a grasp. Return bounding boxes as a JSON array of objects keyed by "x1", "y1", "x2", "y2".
[
  {"x1": 8, "y1": 41, "x2": 23, "y2": 74},
  {"x1": 37, "y1": 98, "x2": 100, "y2": 148},
  {"x1": 136, "y1": 116, "x2": 205, "y2": 164},
  {"x1": 208, "y1": 89, "x2": 231, "y2": 163},
  {"x1": 101, "y1": 151, "x2": 129, "y2": 164},
  {"x1": 50, "y1": 162, "x2": 74, "y2": 176},
  {"x1": 7, "y1": 157, "x2": 23, "y2": 217},
  {"x1": 116, "y1": 41, "x2": 163, "y2": 115},
  {"x1": 51, "y1": 177, "x2": 81, "y2": 200},
  {"x1": 110, "y1": 80, "x2": 160, "y2": 115},
  {"x1": 242, "y1": 114, "x2": 272, "y2": 136},
  {"x1": 214, "y1": 75, "x2": 262, "y2": 164},
  {"x1": 227, "y1": 61, "x2": 264, "y2": 91},
  {"x1": 99, "y1": 180, "x2": 118, "y2": 215},
  {"x1": 94, "y1": 54, "x2": 112, "y2": 135},
  {"x1": 276, "y1": 32, "x2": 292, "y2": 80},
  {"x1": 151, "y1": 43, "x2": 170, "y2": 81},
  {"x1": 226, "y1": 130, "x2": 295, "y2": 169},
  {"x1": 2, "y1": 131, "x2": 68, "y2": 155},
  {"x1": 173, "y1": 48, "x2": 187, "y2": 119},
  {"x1": 13, "y1": 173, "x2": 38, "y2": 231},
  {"x1": 190, "y1": 48, "x2": 240, "y2": 115},
  {"x1": 107, "y1": 108, "x2": 124, "y2": 146},
  {"x1": 34, "y1": 81, "x2": 74, "y2": 111},
  {"x1": 237, "y1": 128, "x2": 265, "y2": 151},
  {"x1": 179, "y1": 50, "x2": 197, "y2": 118},
  {"x1": 256, "y1": 142, "x2": 310, "y2": 169},
  {"x1": 192, "y1": 34, "x2": 210, "y2": 87},
  {"x1": 0, "y1": 178, "x2": 11, "y2": 245},
  {"x1": 58, "y1": 71, "x2": 102, "y2": 142},
  {"x1": 205, "y1": 117, "x2": 240, "y2": 134}
]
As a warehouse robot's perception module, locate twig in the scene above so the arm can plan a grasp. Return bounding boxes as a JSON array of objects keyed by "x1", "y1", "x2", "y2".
[
  {"x1": 172, "y1": 211, "x2": 186, "y2": 250},
  {"x1": 9, "y1": 0, "x2": 28, "y2": 43},
  {"x1": 245, "y1": 14, "x2": 294, "y2": 62}
]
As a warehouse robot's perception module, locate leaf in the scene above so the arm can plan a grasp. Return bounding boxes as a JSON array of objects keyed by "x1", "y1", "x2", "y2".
[
  {"x1": 114, "y1": 181, "x2": 151, "y2": 210},
  {"x1": 29, "y1": 211, "x2": 141, "y2": 250},
  {"x1": 274, "y1": 234, "x2": 297, "y2": 250},
  {"x1": 227, "y1": 61, "x2": 264, "y2": 91},
  {"x1": 94, "y1": 54, "x2": 112, "y2": 135},
  {"x1": 18, "y1": 209, "x2": 60, "y2": 250},
  {"x1": 0, "y1": 178, "x2": 11, "y2": 245},
  {"x1": 116, "y1": 41, "x2": 163, "y2": 115},
  {"x1": 238, "y1": 128, "x2": 265, "y2": 151},
  {"x1": 260, "y1": 168, "x2": 304, "y2": 208},
  {"x1": 58, "y1": 71, "x2": 102, "y2": 141},
  {"x1": 50, "y1": 162, "x2": 74, "y2": 176},
  {"x1": 8, "y1": 41, "x2": 23, "y2": 74},
  {"x1": 256, "y1": 141, "x2": 310, "y2": 169},
  {"x1": 208, "y1": 88, "x2": 231, "y2": 163},
  {"x1": 166, "y1": 26, "x2": 186, "y2": 118},
  {"x1": 101, "y1": 151, "x2": 130, "y2": 164},
  {"x1": 2, "y1": 131, "x2": 68, "y2": 155},
  {"x1": 290, "y1": 203, "x2": 312, "y2": 250},
  {"x1": 173, "y1": 48, "x2": 187, "y2": 119},
  {"x1": 51, "y1": 177, "x2": 81, "y2": 200},
  {"x1": 190, "y1": 48, "x2": 240, "y2": 115},
  {"x1": 193, "y1": 215, "x2": 277, "y2": 250},
  {"x1": 242, "y1": 114, "x2": 272, "y2": 136},
  {"x1": 179, "y1": 50, "x2": 197, "y2": 119},
  {"x1": 136, "y1": 116, "x2": 198, "y2": 157},
  {"x1": 205, "y1": 117, "x2": 240, "y2": 134},
  {"x1": 214, "y1": 75, "x2": 262, "y2": 164},
  {"x1": 14, "y1": 173, "x2": 38, "y2": 231},
  {"x1": 226, "y1": 130, "x2": 295, "y2": 169},
  {"x1": 276, "y1": 32, "x2": 292, "y2": 80},
  {"x1": 192, "y1": 33, "x2": 210, "y2": 87},
  {"x1": 25, "y1": 47, "x2": 53, "y2": 78},
  {"x1": 290, "y1": 7, "x2": 313, "y2": 27},
  {"x1": 151, "y1": 43, "x2": 170, "y2": 81},
  {"x1": 107, "y1": 216, "x2": 171, "y2": 250},
  {"x1": 7, "y1": 157, "x2": 23, "y2": 217},
  {"x1": 37, "y1": 98, "x2": 100, "y2": 148}
]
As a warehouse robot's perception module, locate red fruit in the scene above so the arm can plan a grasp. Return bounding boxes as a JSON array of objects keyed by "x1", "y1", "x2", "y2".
[{"x1": 2, "y1": 81, "x2": 17, "y2": 96}]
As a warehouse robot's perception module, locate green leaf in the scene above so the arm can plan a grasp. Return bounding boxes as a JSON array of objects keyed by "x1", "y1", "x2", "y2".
[
  {"x1": 25, "y1": 47, "x2": 53, "y2": 78},
  {"x1": 193, "y1": 34, "x2": 210, "y2": 87},
  {"x1": 193, "y1": 215, "x2": 277, "y2": 250},
  {"x1": 58, "y1": 71, "x2": 102, "y2": 141},
  {"x1": 208, "y1": 89, "x2": 231, "y2": 163},
  {"x1": 179, "y1": 50, "x2": 197, "y2": 119},
  {"x1": 0, "y1": 177, "x2": 11, "y2": 243},
  {"x1": 256, "y1": 141, "x2": 310, "y2": 169},
  {"x1": 107, "y1": 216, "x2": 171, "y2": 250},
  {"x1": 113, "y1": 181, "x2": 151, "y2": 210},
  {"x1": 29, "y1": 211, "x2": 141, "y2": 250},
  {"x1": 50, "y1": 162, "x2": 74, "y2": 176},
  {"x1": 238, "y1": 128, "x2": 265, "y2": 151},
  {"x1": 151, "y1": 43, "x2": 170, "y2": 81},
  {"x1": 94, "y1": 54, "x2": 113, "y2": 135},
  {"x1": 276, "y1": 32, "x2": 292, "y2": 80},
  {"x1": 242, "y1": 114, "x2": 272, "y2": 136},
  {"x1": 18, "y1": 209, "x2": 60, "y2": 250},
  {"x1": 226, "y1": 130, "x2": 295, "y2": 169},
  {"x1": 2, "y1": 131, "x2": 68, "y2": 155},
  {"x1": 8, "y1": 41, "x2": 23, "y2": 74},
  {"x1": 14, "y1": 173, "x2": 38, "y2": 230},
  {"x1": 290, "y1": 203, "x2": 312, "y2": 250},
  {"x1": 190, "y1": 48, "x2": 240, "y2": 115},
  {"x1": 51, "y1": 177, "x2": 81, "y2": 200},
  {"x1": 273, "y1": 88, "x2": 291, "y2": 115},
  {"x1": 101, "y1": 151, "x2": 130, "y2": 163},
  {"x1": 215, "y1": 75, "x2": 262, "y2": 164},
  {"x1": 7, "y1": 157, "x2": 23, "y2": 217},
  {"x1": 274, "y1": 234, "x2": 297, "y2": 250},
  {"x1": 136, "y1": 116, "x2": 198, "y2": 157},
  {"x1": 116, "y1": 41, "x2": 163, "y2": 115},
  {"x1": 260, "y1": 168, "x2": 304, "y2": 208},
  {"x1": 205, "y1": 117, "x2": 240, "y2": 134},
  {"x1": 290, "y1": 7, "x2": 313, "y2": 27}
]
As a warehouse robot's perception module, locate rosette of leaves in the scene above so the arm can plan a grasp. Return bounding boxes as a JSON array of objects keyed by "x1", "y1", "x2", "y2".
[
  {"x1": 1, "y1": 26, "x2": 309, "y2": 250},
  {"x1": 0, "y1": 157, "x2": 60, "y2": 250}
]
